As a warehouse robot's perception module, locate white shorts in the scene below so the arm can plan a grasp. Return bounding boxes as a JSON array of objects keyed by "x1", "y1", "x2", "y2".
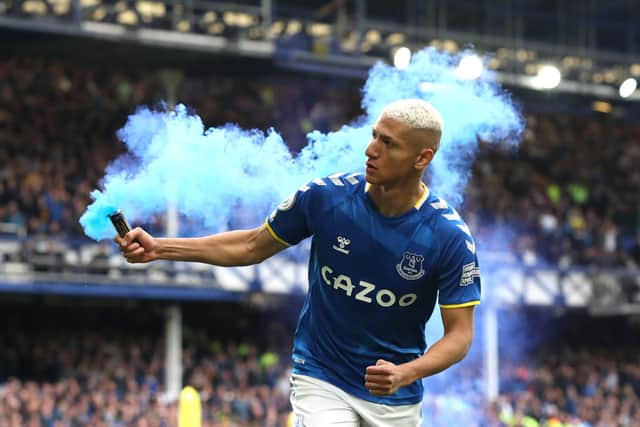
[{"x1": 290, "y1": 374, "x2": 422, "y2": 427}]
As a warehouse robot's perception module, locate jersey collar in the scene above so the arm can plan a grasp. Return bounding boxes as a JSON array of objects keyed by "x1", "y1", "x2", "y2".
[{"x1": 364, "y1": 182, "x2": 430, "y2": 210}]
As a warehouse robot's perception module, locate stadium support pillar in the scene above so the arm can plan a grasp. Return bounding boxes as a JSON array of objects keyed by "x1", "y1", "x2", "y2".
[
  {"x1": 484, "y1": 306, "x2": 499, "y2": 401},
  {"x1": 261, "y1": 0, "x2": 272, "y2": 28},
  {"x1": 355, "y1": 0, "x2": 365, "y2": 43},
  {"x1": 166, "y1": 204, "x2": 179, "y2": 237},
  {"x1": 165, "y1": 305, "x2": 182, "y2": 401},
  {"x1": 71, "y1": 0, "x2": 81, "y2": 23},
  {"x1": 158, "y1": 69, "x2": 183, "y2": 240},
  {"x1": 158, "y1": 70, "x2": 184, "y2": 403}
]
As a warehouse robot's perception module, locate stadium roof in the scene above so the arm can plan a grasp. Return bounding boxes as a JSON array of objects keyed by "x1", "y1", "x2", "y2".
[{"x1": 1, "y1": 0, "x2": 638, "y2": 101}]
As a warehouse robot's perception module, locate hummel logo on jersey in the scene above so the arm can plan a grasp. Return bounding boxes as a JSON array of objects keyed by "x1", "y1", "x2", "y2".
[{"x1": 332, "y1": 236, "x2": 351, "y2": 254}]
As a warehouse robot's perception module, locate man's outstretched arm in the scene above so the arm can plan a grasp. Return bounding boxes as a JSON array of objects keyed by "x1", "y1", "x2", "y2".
[{"x1": 115, "y1": 223, "x2": 288, "y2": 267}]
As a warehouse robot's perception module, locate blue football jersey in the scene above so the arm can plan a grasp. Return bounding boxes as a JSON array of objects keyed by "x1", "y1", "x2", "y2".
[{"x1": 266, "y1": 172, "x2": 481, "y2": 405}]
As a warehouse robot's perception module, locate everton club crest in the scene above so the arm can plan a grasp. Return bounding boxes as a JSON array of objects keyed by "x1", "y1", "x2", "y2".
[{"x1": 396, "y1": 252, "x2": 425, "y2": 280}]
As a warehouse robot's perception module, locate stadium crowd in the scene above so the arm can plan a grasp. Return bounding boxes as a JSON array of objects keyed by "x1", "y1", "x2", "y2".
[
  {"x1": 0, "y1": 57, "x2": 639, "y2": 268},
  {"x1": 0, "y1": 333, "x2": 293, "y2": 427},
  {"x1": 419, "y1": 311, "x2": 640, "y2": 427},
  {"x1": 468, "y1": 114, "x2": 640, "y2": 269},
  {"x1": 2, "y1": 328, "x2": 640, "y2": 427},
  {"x1": 487, "y1": 347, "x2": 640, "y2": 427}
]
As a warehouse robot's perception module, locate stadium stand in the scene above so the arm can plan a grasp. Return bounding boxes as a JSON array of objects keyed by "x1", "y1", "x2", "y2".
[
  {"x1": 1, "y1": 1, "x2": 640, "y2": 425},
  {"x1": 1, "y1": 57, "x2": 638, "y2": 270},
  {"x1": 0, "y1": 299, "x2": 297, "y2": 427}
]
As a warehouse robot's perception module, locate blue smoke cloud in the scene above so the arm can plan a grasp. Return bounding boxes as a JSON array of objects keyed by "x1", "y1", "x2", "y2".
[
  {"x1": 80, "y1": 47, "x2": 523, "y2": 240},
  {"x1": 363, "y1": 49, "x2": 523, "y2": 206}
]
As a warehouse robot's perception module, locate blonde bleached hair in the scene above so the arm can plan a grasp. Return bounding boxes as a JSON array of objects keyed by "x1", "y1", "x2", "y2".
[{"x1": 380, "y1": 99, "x2": 444, "y2": 134}]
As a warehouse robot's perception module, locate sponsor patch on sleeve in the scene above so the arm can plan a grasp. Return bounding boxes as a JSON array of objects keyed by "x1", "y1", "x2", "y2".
[{"x1": 460, "y1": 262, "x2": 480, "y2": 286}]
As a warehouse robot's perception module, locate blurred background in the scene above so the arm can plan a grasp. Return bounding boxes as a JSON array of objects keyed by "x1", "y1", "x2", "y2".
[{"x1": 1, "y1": 0, "x2": 640, "y2": 426}]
